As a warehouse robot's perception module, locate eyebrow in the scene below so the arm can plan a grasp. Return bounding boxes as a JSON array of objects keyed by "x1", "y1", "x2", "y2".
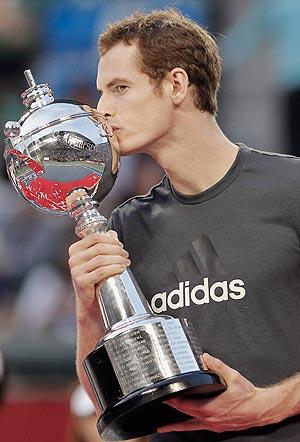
[{"x1": 97, "y1": 77, "x2": 130, "y2": 93}]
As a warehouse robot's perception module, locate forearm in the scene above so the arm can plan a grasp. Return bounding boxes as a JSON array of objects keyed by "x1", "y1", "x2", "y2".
[
  {"x1": 158, "y1": 354, "x2": 300, "y2": 434},
  {"x1": 76, "y1": 299, "x2": 150, "y2": 442},
  {"x1": 259, "y1": 373, "x2": 300, "y2": 425},
  {"x1": 76, "y1": 297, "x2": 105, "y2": 414}
]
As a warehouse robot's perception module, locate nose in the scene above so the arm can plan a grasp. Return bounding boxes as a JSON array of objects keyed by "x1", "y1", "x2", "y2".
[{"x1": 96, "y1": 94, "x2": 114, "y2": 119}]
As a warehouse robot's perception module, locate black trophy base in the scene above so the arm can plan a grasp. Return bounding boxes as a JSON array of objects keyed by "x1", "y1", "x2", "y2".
[{"x1": 98, "y1": 371, "x2": 225, "y2": 441}]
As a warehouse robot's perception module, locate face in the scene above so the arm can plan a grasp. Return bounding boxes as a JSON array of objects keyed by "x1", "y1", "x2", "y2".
[{"x1": 96, "y1": 41, "x2": 173, "y2": 156}]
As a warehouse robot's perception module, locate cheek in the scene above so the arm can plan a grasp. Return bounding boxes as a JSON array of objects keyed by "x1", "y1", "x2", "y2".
[
  {"x1": 149, "y1": 106, "x2": 172, "y2": 133},
  {"x1": 120, "y1": 95, "x2": 172, "y2": 145},
  {"x1": 142, "y1": 98, "x2": 170, "y2": 124}
]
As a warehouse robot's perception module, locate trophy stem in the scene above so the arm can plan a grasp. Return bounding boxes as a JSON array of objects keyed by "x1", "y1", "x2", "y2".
[
  {"x1": 100, "y1": 270, "x2": 152, "y2": 332},
  {"x1": 67, "y1": 189, "x2": 152, "y2": 332}
]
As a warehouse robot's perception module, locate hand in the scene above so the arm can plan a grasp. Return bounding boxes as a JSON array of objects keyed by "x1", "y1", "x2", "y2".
[
  {"x1": 68, "y1": 230, "x2": 131, "y2": 306},
  {"x1": 158, "y1": 353, "x2": 272, "y2": 433}
]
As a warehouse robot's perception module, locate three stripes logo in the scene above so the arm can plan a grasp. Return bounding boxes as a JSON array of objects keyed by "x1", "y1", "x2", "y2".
[
  {"x1": 151, "y1": 234, "x2": 246, "y2": 313},
  {"x1": 175, "y1": 235, "x2": 226, "y2": 280}
]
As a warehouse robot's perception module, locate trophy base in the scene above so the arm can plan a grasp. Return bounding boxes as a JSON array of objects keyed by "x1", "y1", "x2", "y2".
[
  {"x1": 84, "y1": 317, "x2": 226, "y2": 440},
  {"x1": 98, "y1": 370, "x2": 225, "y2": 441}
]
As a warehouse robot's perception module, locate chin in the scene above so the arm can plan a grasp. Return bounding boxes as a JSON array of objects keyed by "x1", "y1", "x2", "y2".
[{"x1": 118, "y1": 140, "x2": 145, "y2": 156}]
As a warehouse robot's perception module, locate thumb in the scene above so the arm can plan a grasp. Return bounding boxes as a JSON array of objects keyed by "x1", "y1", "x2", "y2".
[
  {"x1": 107, "y1": 229, "x2": 119, "y2": 239},
  {"x1": 202, "y1": 353, "x2": 236, "y2": 382}
]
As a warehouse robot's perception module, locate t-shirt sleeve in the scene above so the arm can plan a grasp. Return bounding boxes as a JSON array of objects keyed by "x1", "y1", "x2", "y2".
[
  {"x1": 106, "y1": 215, "x2": 114, "y2": 232},
  {"x1": 105, "y1": 209, "x2": 124, "y2": 243}
]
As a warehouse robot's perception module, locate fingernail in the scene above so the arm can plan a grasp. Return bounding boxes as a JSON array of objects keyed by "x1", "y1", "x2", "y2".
[{"x1": 202, "y1": 355, "x2": 211, "y2": 370}]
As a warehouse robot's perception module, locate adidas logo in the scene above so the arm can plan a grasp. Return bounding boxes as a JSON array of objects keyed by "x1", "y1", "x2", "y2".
[{"x1": 150, "y1": 278, "x2": 246, "y2": 313}]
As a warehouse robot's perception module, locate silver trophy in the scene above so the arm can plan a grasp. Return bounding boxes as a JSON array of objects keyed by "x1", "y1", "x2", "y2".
[{"x1": 3, "y1": 71, "x2": 225, "y2": 440}]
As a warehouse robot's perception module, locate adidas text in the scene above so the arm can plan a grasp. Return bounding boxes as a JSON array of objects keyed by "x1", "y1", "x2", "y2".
[{"x1": 151, "y1": 278, "x2": 246, "y2": 313}]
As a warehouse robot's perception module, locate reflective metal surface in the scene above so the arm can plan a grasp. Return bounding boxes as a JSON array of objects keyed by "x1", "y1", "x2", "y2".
[
  {"x1": 104, "y1": 317, "x2": 203, "y2": 396},
  {"x1": 4, "y1": 71, "x2": 119, "y2": 215}
]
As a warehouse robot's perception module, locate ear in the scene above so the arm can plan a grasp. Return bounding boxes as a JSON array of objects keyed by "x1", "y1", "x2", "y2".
[{"x1": 165, "y1": 68, "x2": 189, "y2": 106}]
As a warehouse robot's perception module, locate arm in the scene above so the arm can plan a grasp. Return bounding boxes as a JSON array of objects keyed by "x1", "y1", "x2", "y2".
[
  {"x1": 68, "y1": 231, "x2": 131, "y2": 414},
  {"x1": 158, "y1": 353, "x2": 300, "y2": 433},
  {"x1": 69, "y1": 232, "x2": 149, "y2": 442}
]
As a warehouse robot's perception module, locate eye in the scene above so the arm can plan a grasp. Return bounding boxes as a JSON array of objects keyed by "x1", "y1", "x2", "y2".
[{"x1": 114, "y1": 85, "x2": 128, "y2": 93}]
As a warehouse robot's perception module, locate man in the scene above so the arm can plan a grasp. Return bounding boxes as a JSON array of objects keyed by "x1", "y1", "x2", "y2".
[{"x1": 68, "y1": 8, "x2": 300, "y2": 441}]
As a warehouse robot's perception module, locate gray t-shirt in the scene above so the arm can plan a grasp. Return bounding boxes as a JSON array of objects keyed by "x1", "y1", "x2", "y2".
[{"x1": 108, "y1": 144, "x2": 300, "y2": 441}]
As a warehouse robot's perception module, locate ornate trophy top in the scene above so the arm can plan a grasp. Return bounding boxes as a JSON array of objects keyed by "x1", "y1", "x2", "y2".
[{"x1": 3, "y1": 70, "x2": 118, "y2": 215}]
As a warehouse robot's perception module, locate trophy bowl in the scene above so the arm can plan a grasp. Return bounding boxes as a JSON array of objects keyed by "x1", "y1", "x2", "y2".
[
  {"x1": 3, "y1": 70, "x2": 226, "y2": 441},
  {"x1": 4, "y1": 71, "x2": 118, "y2": 215}
]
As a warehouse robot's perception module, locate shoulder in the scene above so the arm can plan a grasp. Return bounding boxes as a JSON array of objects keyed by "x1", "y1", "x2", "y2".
[
  {"x1": 107, "y1": 176, "x2": 169, "y2": 235},
  {"x1": 244, "y1": 145, "x2": 300, "y2": 190},
  {"x1": 248, "y1": 145, "x2": 300, "y2": 172},
  {"x1": 244, "y1": 145, "x2": 300, "y2": 229},
  {"x1": 114, "y1": 175, "x2": 169, "y2": 218}
]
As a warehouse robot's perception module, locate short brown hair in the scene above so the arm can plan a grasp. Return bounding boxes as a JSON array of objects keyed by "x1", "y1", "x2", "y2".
[{"x1": 98, "y1": 8, "x2": 222, "y2": 115}]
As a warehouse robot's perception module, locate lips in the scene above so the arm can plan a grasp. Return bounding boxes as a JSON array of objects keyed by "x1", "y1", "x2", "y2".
[{"x1": 111, "y1": 126, "x2": 120, "y2": 133}]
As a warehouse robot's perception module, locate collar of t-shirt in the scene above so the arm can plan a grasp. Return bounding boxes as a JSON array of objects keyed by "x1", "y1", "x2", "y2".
[{"x1": 167, "y1": 143, "x2": 251, "y2": 204}]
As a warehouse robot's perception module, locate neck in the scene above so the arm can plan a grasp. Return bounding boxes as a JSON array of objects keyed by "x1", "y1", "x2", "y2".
[{"x1": 148, "y1": 112, "x2": 239, "y2": 195}]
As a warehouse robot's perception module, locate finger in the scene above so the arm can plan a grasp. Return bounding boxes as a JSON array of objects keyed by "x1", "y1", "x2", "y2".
[
  {"x1": 158, "y1": 418, "x2": 203, "y2": 433},
  {"x1": 164, "y1": 397, "x2": 205, "y2": 418},
  {"x1": 69, "y1": 232, "x2": 122, "y2": 256},
  {"x1": 84, "y1": 232, "x2": 123, "y2": 248},
  {"x1": 69, "y1": 243, "x2": 129, "y2": 268},
  {"x1": 164, "y1": 389, "x2": 227, "y2": 417},
  {"x1": 69, "y1": 239, "x2": 126, "y2": 266},
  {"x1": 202, "y1": 353, "x2": 236, "y2": 382},
  {"x1": 107, "y1": 229, "x2": 119, "y2": 239},
  {"x1": 74, "y1": 264, "x2": 128, "y2": 291},
  {"x1": 200, "y1": 353, "x2": 209, "y2": 370},
  {"x1": 158, "y1": 419, "x2": 233, "y2": 434},
  {"x1": 72, "y1": 254, "x2": 131, "y2": 275},
  {"x1": 92, "y1": 264, "x2": 129, "y2": 283}
]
